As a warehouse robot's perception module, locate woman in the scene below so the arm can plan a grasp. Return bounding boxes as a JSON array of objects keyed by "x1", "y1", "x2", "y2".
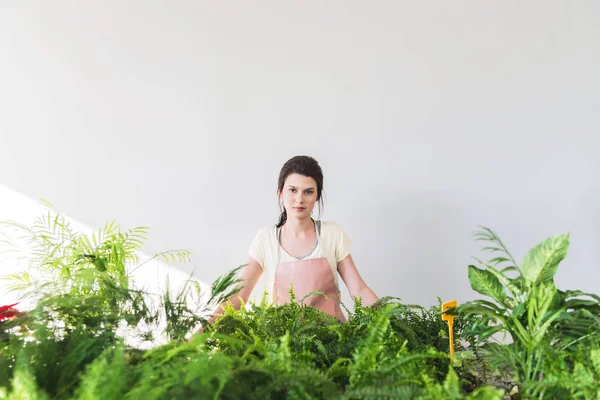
[{"x1": 201, "y1": 155, "x2": 378, "y2": 329}]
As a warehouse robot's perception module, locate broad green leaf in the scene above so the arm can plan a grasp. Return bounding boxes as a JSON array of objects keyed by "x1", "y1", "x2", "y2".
[
  {"x1": 511, "y1": 302, "x2": 526, "y2": 318},
  {"x1": 563, "y1": 299, "x2": 599, "y2": 309},
  {"x1": 577, "y1": 308, "x2": 600, "y2": 322},
  {"x1": 477, "y1": 325, "x2": 504, "y2": 342},
  {"x1": 527, "y1": 280, "x2": 558, "y2": 329},
  {"x1": 534, "y1": 308, "x2": 565, "y2": 345},
  {"x1": 466, "y1": 299, "x2": 505, "y2": 314},
  {"x1": 468, "y1": 265, "x2": 507, "y2": 304},
  {"x1": 458, "y1": 301, "x2": 505, "y2": 326},
  {"x1": 561, "y1": 290, "x2": 600, "y2": 303},
  {"x1": 485, "y1": 265, "x2": 522, "y2": 300},
  {"x1": 521, "y1": 234, "x2": 569, "y2": 284},
  {"x1": 506, "y1": 314, "x2": 531, "y2": 345},
  {"x1": 460, "y1": 321, "x2": 491, "y2": 337},
  {"x1": 538, "y1": 280, "x2": 558, "y2": 309}
]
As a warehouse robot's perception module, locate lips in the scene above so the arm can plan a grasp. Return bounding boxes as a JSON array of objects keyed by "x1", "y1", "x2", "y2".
[{"x1": 293, "y1": 207, "x2": 306, "y2": 211}]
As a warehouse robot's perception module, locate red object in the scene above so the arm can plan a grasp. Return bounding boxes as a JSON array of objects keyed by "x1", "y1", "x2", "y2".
[{"x1": 0, "y1": 303, "x2": 21, "y2": 322}]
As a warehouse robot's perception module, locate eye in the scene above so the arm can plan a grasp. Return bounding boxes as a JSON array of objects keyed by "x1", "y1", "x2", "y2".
[
  {"x1": 289, "y1": 188, "x2": 297, "y2": 193},
  {"x1": 305, "y1": 190, "x2": 314, "y2": 195}
]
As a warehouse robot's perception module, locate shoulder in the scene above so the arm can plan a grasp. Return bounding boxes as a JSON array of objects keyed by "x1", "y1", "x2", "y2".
[
  {"x1": 248, "y1": 225, "x2": 278, "y2": 262},
  {"x1": 257, "y1": 224, "x2": 277, "y2": 235},
  {"x1": 319, "y1": 220, "x2": 352, "y2": 261},
  {"x1": 319, "y1": 221, "x2": 351, "y2": 242},
  {"x1": 252, "y1": 225, "x2": 277, "y2": 241},
  {"x1": 320, "y1": 220, "x2": 345, "y2": 234}
]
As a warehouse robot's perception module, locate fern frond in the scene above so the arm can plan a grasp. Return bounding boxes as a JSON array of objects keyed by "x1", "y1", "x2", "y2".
[
  {"x1": 9, "y1": 351, "x2": 49, "y2": 400},
  {"x1": 349, "y1": 311, "x2": 391, "y2": 386},
  {"x1": 259, "y1": 290, "x2": 270, "y2": 308},
  {"x1": 73, "y1": 342, "x2": 128, "y2": 400},
  {"x1": 299, "y1": 290, "x2": 327, "y2": 303},
  {"x1": 340, "y1": 384, "x2": 420, "y2": 400},
  {"x1": 473, "y1": 226, "x2": 518, "y2": 267},
  {"x1": 207, "y1": 265, "x2": 244, "y2": 307}
]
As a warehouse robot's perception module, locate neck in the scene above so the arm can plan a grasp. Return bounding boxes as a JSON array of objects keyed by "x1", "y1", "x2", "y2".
[{"x1": 283, "y1": 217, "x2": 314, "y2": 236}]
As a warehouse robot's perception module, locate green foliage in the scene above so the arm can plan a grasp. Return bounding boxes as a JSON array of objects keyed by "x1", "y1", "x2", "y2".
[
  {"x1": 203, "y1": 290, "x2": 476, "y2": 397},
  {"x1": 520, "y1": 233, "x2": 569, "y2": 284},
  {"x1": 4, "y1": 352, "x2": 49, "y2": 400},
  {"x1": 460, "y1": 227, "x2": 600, "y2": 398},
  {"x1": 0, "y1": 204, "x2": 237, "y2": 398},
  {"x1": 418, "y1": 367, "x2": 505, "y2": 400},
  {"x1": 74, "y1": 342, "x2": 128, "y2": 400},
  {"x1": 348, "y1": 310, "x2": 391, "y2": 387},
  {"x1": 2, "y1": 207, "x2": 599, "y2": 399},
  {"x1": 535, "y1": 345, "x2": 600, "y2": 399}
]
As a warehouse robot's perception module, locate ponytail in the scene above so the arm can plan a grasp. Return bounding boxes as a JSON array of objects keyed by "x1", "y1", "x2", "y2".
[{"x1": 276, "y1": 208, "x2": 287, "y2": 228}]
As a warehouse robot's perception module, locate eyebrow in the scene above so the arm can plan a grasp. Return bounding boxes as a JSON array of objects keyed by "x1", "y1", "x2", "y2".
[{"x1": 287, "y1": 185, "x2": 315, "y2": 190}]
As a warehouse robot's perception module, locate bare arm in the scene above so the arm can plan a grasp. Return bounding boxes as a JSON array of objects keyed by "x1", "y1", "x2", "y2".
[
  {"x1": 197, "y1": 256, "x2": 263, "y2": 332},
  {"x1": 337, "y1": 254, "x2": 378, "y2": 306}
]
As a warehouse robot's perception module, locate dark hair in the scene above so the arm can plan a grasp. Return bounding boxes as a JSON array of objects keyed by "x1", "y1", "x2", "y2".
[{"x1": 276, "y1": 155, "x2": 324, "y2": 228}]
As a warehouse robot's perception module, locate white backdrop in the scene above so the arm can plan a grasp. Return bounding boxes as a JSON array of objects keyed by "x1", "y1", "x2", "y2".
[{"x1": 1, "y1": 1, "x2": 599, "y2": 311}]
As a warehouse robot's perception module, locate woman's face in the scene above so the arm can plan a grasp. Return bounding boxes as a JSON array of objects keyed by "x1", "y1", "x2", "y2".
[{"x1": 279, "y1": 173, "x2": 319, "y2": 221}]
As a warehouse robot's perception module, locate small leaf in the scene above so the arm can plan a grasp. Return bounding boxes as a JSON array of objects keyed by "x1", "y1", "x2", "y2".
[
  {"x1": 488, "y1": 257, "x2": 510, "y2": 265},
  {"x1": 482, "y1": 246, "x2": 504, "y2": 253}
]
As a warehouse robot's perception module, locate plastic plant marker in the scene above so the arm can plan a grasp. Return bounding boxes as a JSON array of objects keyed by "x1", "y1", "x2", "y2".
[{"x1": 441, "y1": 300, "x2": 458, "y2": 363}]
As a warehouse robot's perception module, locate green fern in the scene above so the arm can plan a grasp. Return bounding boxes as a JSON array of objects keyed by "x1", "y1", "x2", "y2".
[
  {"x1": 4, "y1": 206, "x2": 600, "y2": 399},
  {"x1": 348, "y1": 310, "x2": 391, "y2": 387},
  {"x1": 340, "y1": 384, "x2": 420, "y2": 400},
  {"x1": 7, "y1": 352, "x2": 48, "y2": 400},
  {"x1": 74, "y1": 342, "x2": 128, "y2": 400}
]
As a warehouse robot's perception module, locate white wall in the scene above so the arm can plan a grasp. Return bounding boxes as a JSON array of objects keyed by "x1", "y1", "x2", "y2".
[{"x1": 1, "y1": 1, "x2": 599, "y2": 311}]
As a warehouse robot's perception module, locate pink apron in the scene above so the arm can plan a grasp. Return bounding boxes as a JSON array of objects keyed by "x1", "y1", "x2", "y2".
[{"x1": 273, "y1": 221, "x2": 347, "y2": 323}]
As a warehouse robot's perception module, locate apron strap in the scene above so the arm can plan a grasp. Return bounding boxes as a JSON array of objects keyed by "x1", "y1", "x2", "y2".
[{"x1": 276, "y1": 219, "x2": 323, "y2": 263}]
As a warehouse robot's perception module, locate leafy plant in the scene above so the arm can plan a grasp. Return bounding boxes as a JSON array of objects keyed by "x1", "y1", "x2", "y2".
[
  {"x1": 459, "y1": 227, "x2": 600, "y2": 397},
  {"x1": 2, "y1": 205, "x2": 599, "y2": 399},
  {"x1": 0, "y1": 204, "x2": 240, "y2": 398},
  {"x1": 534, "y1": 344, "x2": 600, "y2": 399}
]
